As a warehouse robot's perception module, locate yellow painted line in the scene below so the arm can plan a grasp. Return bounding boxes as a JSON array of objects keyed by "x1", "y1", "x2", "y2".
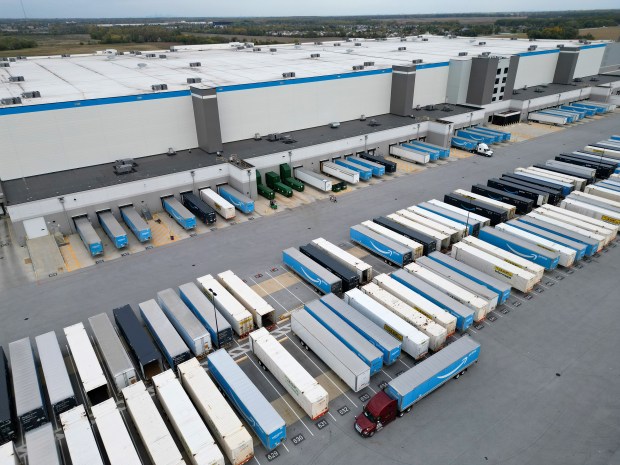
[{"x1": 60, "y1": 242, "x2": 81, "y2": 272}]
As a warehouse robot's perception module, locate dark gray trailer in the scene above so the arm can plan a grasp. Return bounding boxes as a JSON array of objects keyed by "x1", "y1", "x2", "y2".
[
  {"x1": 373, "y1": 216, "x2": 436, "y2": 255},
  {"x1": 486, "y1": 178, "x2": 548, "y2": 206},
  {"x1": 181, "y1": 192, "x2": 217, "y2": 225},
  {"x1": 471, "y1": 184, "x2": 533, "y2": 214},
  {"x1": 0, "y1": 347, "x2": 16, "y2": 443},
  {"x1": 443, "y1": 193, "x2": 508, "y2": 226},
  {"x1": 300, "y1": 244, "x2": 359, "y2": 291}
]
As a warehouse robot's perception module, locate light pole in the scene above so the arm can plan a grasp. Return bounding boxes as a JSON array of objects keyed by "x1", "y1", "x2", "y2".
[{"x1": 209, "y1": 288, "x2": 220, "y2": 348}]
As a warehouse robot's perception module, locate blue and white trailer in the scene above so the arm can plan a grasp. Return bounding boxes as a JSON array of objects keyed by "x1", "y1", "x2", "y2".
[
  {"x1": 515, "y1": 217, "x2": 600, "y2": 256},
  {"x1": 161, "y1": 196, "x2": 196, "y2": 230},
  {"x1": 417, "y1": 201, "x2": 481, "y2": 235},
  {"x1": 549, "y1": 108, "x2": 583, "y2": 121},
  {"x1": 402, "y1": 143, "x2": 439, "y2": 161},
  {"x1": 559, "y1": 106, "x2": 588, "y2": 118},
  {"x1": 282, "y1": 247, "x2": 342, "y2": 294},
  {"x1": 334, "y1": 159, "x2": 372, "y2": 181},
  {"x1": 472, "y1": 126, "x2": 511, "y2": 142},
  {"x1": 305, "y1": 299, "x2": 383, "y2": 375},
  {"x1": 391, "y1": 269, "x2": 474, "y2": 331},
  {"x1": 319, "y1": 293, "x2": 401, "y2": 365},
  {"x1": 389, "y1": 145, "x2": 430, "y2": 164},
  {"x1": 451, "y1": 136, "x2": 477, "y2": 151},
  {"x1": 477, "y1": 226, "x2": 560, "y2": 270},
  {"x1": 350, "y1": 224, "x2": 413, "y2": 267},
  {"x1": 564, "y1": 105, "x2": 594, "y2": 116},
  {"x1": 426, "y1": 252, "x2": 511, "y2": 304},
  {"x1": 456, "y1": 130, "x2": 494, "y2": 145},
  {"x1": 571, "y1": 102, "x2": 605, "y2": 114},
  {"x1": 207, "y1": 349, "x2": 286, "y2": 451},
  {"x1": 407, "y1": 140, "x2": 450, "y2": 159},
  {"x1": 611, "y1": 135, "x2": 620, "y2": 141},
  {"x1": 74, "y1": 216, "x2": 103, "y2": 256},
  {"x1": 120, "y1": 206, "x2": 151, "y2": 242},
  {"x1": 506, "y1": 219, "x2": 587, "y2": 261},
  {"x1": 218, "y1": 185, "x2": 254, "y2": 214},
  {"x1": 529, "y1": 111, "x2": 569, "y2": 126},
  {"x1": 539, "y1": 110, "x2": 576, "y2": 123},
  {"x1": 465, "y1": 127, "x2": 501, "y2": 143},
  {"x1": 345, "y1": 156, "x2": 385, "y2": 176},
  {"x1": 97, "y1": 210, "x2": 128, "y2": 249}
]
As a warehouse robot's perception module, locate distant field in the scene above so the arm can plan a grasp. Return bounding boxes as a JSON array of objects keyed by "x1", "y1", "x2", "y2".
[
  {"x1": 579, "y1": 26, "x2": 620, "y2": 40},
  {"x1": 387, "y1": 16, "x2": 528, "y2": 24}
]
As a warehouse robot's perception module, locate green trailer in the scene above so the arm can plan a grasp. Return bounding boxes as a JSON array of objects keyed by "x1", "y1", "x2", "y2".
[
  {"x1": 332, "y1": 181, "x2": 347, "y2": 192},
  {"x1": 279, "y1": 164, "x2": 305, "y2": 192},
  {"x1": 256, "y1": 171, "x2": 275, "y2": 200},
  {"x1": 265, "y1": 171, "x2": 293, "y2": 198}
]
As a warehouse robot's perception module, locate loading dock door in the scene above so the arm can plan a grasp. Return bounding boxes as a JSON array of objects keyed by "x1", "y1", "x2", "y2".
[{"x1": 23, "y1": 217, "x2": 49, "y2": 239}]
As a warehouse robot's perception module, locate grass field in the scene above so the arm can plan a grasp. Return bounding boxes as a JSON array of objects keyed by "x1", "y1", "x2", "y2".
[{"x1": 579, "y1": 26, "x2": 620, "y2": 40}]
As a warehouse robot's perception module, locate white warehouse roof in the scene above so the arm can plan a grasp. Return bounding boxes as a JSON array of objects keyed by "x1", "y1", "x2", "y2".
[{"x1": 0, "y1": 35, "x2": 609, "y2": 106}]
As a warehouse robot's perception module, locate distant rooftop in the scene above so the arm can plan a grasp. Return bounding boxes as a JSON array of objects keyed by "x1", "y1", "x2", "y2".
[
  {"x1": 0, "y1": 35, "x2": 608, "y2": 106},
  {"x1": 510, "y1": 73, "x2": 620, "y2": 101}
]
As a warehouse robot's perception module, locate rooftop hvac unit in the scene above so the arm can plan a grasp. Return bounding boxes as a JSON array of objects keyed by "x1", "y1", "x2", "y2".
[
  {"x1": 352, "y1": 65, "x2": 364, "y2": 71},
  {"x1": 398, "y1": 46, "x2": 407, "y2": 51},
  {"x1": 159, "y1": 54, "x2": 167, "y2": 58},
  {"x1": 270, "y1": 48, "x2": 277, "y2": 52},
  {"x1": 236, "y1": 46, "x2": 245, "y2": 50},
  {"x1": 145, "y1": 53, "x2": 156, "y2": 58},
  {"x1": 9, "y1": 76, "x2": 25, "y2": 82},
  {"x1": 0, "y1": 57, "x2": 7, "y2": 61},
  {"x1": 187, "y1": 77, "x2": 202, "y2": 84},
  {"x1": 416, "y1": 104, "x2": 421, "y2": 110},
  {"x1": 282, "y1": 72, "x2": 296, "y2": 78},
  {"x1": 368, "y1": 119, "x2": 380, "y2": 127},
  {"x1": 311, "y1": 53, "x2": 320, "y2": 58},
  {"x1": 16, "y1": 55, "x2": 27, "y2": 59},
  {"x1": 363, "y1": 61, "x2": 374, "y2": 66},
  {"x1": 355, "y1": 42, "x2": 362, "y2": 46},
  {"x1": 458, "y1": 52, "x2": 468, "y2": 56},
  {"x1": 330, "y1": 122, "x2": 340, "y2": 128},
  {"x1": 511, "y1": 37, "x2": 518, "y2": 40},
  {"x1": 360, "y1": 114, "x2": 366, "y2": 121},
  {"x1": 478, "y1": 41, "x2": 487, "y2": 46},
  {"x1": 534, "y1": 88, "x2": 544, "y2": 93},
  {"x1": 346, "y1": 49, "x2": 354, "y2": 53},
  {"x1": 481, "y1": 51, "x2": 491, "y2": 57},
  {"x1": 557, "y1": 44, "x2": 565, "y2": 48},
  {"x1": 189, "y1": 61, "x2": 201, "y2": 67},
  {"x1": 412, "y1": 59, "x2": 423, "y2": 64},
  {"x1": 1, "y1": 97, "x2": 21, "y2": 105},
  {"x1": 573, "y1": 77, "x2": 583, "y2": 82},
  {"x1": 527, "y1": 45, "x2": 538, "y2": 51},
  {"x1": 512, "y1": 90, "x2": 520, "y2": 95},
  {"x1": 61, "y1": 53, "x2": 70, "y2": 58},
  {"x1": 254, "y1": 133, "x2": 262, "y2": 140},
  {"x1": 529, "y1": 38, "x2": 536, "y2": 41},
  {"x1": 441, "y1": 106, "x2": 453, "y2": 112},
  {"x1": 137, "y1": 63, "x2": 147, "y2": 68},
  {"x1": 134, "y1": 51, "x2": 142, "y2": 55},
  {"x1": 333, "y1": 42, "x2": 341, "y2": 46},
  {"x1": 245, "y1": 43, "x2": 254, "y2": 48},
  {"x1": 21, "y1": 91, "x2": 41, "y2": 99},
  {"x1": 268, "y1": 133, "x2": 282, "y2": 141},
  {"x1": 422, "y1": 38, "x2": 429, "y2": 41},
  {"x1": 113, "y1": 164, "x2": 134, "y2": 175},
  {"x1": 314, "y1": 41, "x2": 323, "y2": 45},
  {"x1": 115, "y1": 158, "x2": 137, "y2": 167},
  {"x1": 541, "y1": 84, "x2": 548, "y2": 88},
  {"x1": 253, "y1": 47, "x2": 262, "y2": 52},
  {"x1": 118, "y1": 51, "x2": 125, "y2": 55},
  {"x1": 400, "y1": 37, "x2": 407, "y2": 42},
  {"x1": 0, "y1": 63, "x2": 10, "y2": 68},
  {"x1": 425, "y1": 104, "x2": 436, "y2": 110},
  {"x1": 590, "y1": 77, "x2": 600, "y2": 82},
  {"x1": 151, "y1": 84, "x2": 168, "y2": 91},
  {"x1": 167, "y1": 147, "x2": 176, "y2": 156}
]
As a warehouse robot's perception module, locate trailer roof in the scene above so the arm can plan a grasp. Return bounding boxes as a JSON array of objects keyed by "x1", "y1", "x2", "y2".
[
  {"x1": 63, "y1": 322, "x2": 108, "y2": 394},
  {"x1": 24, "y1": 423, "x2": 61, "y2": 465},
  {"x1": 139, "y1": 299, "x2": 190, "y2": 359},
  {"x1": 8, "y1": 337, "x2": 43, "y2": 417},
  {"x1": 113, "y1": 304, "x2": 162, "y2": 367},
  {"x1": 34, "y1": 331, "x2": 74, "y2": 406},
  {"x1": 88, "y1": 313, "x2": 135, "y2": 380},
  {"x1": 157, "y1": 288, "x2": 210, "y2": 341}
]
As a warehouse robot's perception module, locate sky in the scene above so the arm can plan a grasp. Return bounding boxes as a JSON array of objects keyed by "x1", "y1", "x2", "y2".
[{"x1": 1, "y1": 0, "x2": 619, "y2": 19}]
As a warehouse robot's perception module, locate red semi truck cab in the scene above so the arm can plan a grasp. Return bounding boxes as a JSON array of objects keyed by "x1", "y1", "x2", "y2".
[{"x1": 354, "y1": 391, "x2": 400, "y2": 437}]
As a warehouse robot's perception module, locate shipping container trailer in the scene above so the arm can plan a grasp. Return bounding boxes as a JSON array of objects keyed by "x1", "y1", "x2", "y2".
[
  {"x1": 281, "y1": 248, "x2": 343, "y2": 294},
  {"x1": 60, "y1": 405, "x2": 105, "y2": 465},
  {"x1": 344, "y1": 289, "x2": 429, "y2": 359},
  {"x1": 555, "y1": 154, "x2": 615, "y2": 179},
  {"x1": 394, "y1": 209, "x2": 460, "y2": 245},
  {"x1": 406, "y1": 206, "x2": 467, "y2": 241},
  {"x1": 0, "y1": 348, "x2": 15, "y2": 444},
  {"x1": 520, "y1": 214, "x2": 605, "y2": 251},
  {"x1": 559, "y1": 105, "x2": 588, "y2": 117},
  {"x1": 600, "y1": 139, "x2": 620, "y2": 148},
  {"x1": 264, "y1": 171, "x2": 293, "y2": 197},
  {"x1": 389, "y1": 145, "x2": 430, "y2": 165},
  {"x1": 427, "y1": 199, "x2": 491, "y2": 228},
  {"x1": 372, "y1": 274, "x2": 457, "y2": 335},
  {"x1": 415, "y1": 256, "x2": 500, "y2": 311},
  {"x1": 207, "y1": 349, "x2": 286, "y2": 450},
  {"x1": 358, "y1": 152, "x2": 397, "y2": 173},
  {"x1": 0, "y1": 442, "x2": 18, "y2": 465},
  {"x1": 113, "y1": 304, "x2": 164, "y2": 379},
  {"x1": 451, "y1": 136, "x2": 477, "y2": 151},
  {"x1": 451, "y1": 242, "x2": 539, "y2": 293},
  {"x1": 74, "y1": 216, "x2": 103, "y2": 256},
  {"x1": 392, "y1": 268, "x2": 476, "y2": 329},
  {"x1": 456, "y1": 129, "x2": 494, "y2": 145},
  {"x1": 178, "y1": 359, "x2": 254, "y2": 465},
  {"x1": 34, "y1": 332, "x2": 76, "y2": 416},
  {"x1": 408, "y1": 140, "x2": 450, "y2": 158},
  {"x1": 122, "y1": 381, "x2": 185, "y2": 465},
  {"x1": 181, "y1": 192, "x2": 217, "y2": 225},
  {"x1": 472, "y1": 126, "x2": 511, "y2": 141},
  {"x1": 514, "y1": 167, "x2": 578, "y2": 193},
  {"x1": 304, "y1": 300, "x2": 383, "y2": 375},
  {"x1": 217, "y1": 270, "x2": 277, "y2": 328},
  {"x1": 350, "y1": 224, "x2": 413, "y2": 266},
  {"x1": 162, "y1": 195, "x2": 196, "y2": 230},
  {"x1": 373, "y1": 216, "x2": 438, "y2": 254},
  {"x1": 354, "y1": 336, "x2": 480, "y2": 437},
  {"x1": 345, "y1": 156, "x2": 385, "y2": 176},
  {"x1": 418, "y1": 201, "x2": 482, "y2": 235},
  {"x1": 464, "y1": 127, "x2": 501, "y2": 143},
  {"x1": 528, "y1": 111, "x2": 568, "y2": 125},
  {"x1": 501, "y1": 173, "x2": 564, "y2": 200},
  {"x1": 139, "y1": 299, "x2": 192, "y2": 371},
  {"x1": 495, "y1": 223, "x2": 576, "y2": 267},
  {"x1": 598, "y1": 181, "x2": 620, "y2": 191},
  {"x1": 157, "y1": 288, "x2": 211, "y2": 357},
  {"x1": 300, "y1": 243, "x2": 359, "y2": 292},
  {"x1": 320, "y1": 294, "x2": 401, "y2": 365},
  {"x1": 569, "y1": 191, "x2": 620, "y2": 213},
  {"x1": 88, "y1": 313, "x2": 139, "y2": 392},
  {"x1": 612, "y1": 135, "x2": 620, "y2": 141},
  {"x1": 250, "y1": 328, "x2": 329, "y2": 419},
  {"x1": 24, "y1": 423, "x2": 60, "y2": 465},
  {"x1": 321, "y1": 161, "x2": 360, "y2": 184},
  {"x1": 218, "y1": 185, "x2": 254, "y2": 214},
  {"x1": 311, "y1": 237, "x2": 373, "y2": 284},
  {"x1": 120, "y1": 206, "x2": 151, "y2": 242},
  {"x1": 584, "y1": 144, "x2": 620, "y2": 157},
  {"x1": 541, "y1": 203, "x2": 619, "y2": 236},
  {"x1": 279, "y1": 163, "x2": 305, "y2": 192},
  {"x1": 360, "y1": 221, "x2": 424, "y2": 259},
  {"x1": 539, "y1": 109, "x2": 576, "y2": 123},
  {"x1": 8, "y1": 338, "x2": 47, "y2": 433},
  {"x1": 560, "y1": 198, "x2": 620, "y2": 226},
  {"x1": 402, "y1": 143, "x2": 439, "y2": 161},
  {"x1": 256, "y1": 172, "x2": 276, "y2": 200},
  {"x1": 426, "y1": 252, "x2": 511, "y2": 304},
  {"x1": 97, "y1": 210, "x2": 128, "y2": 249},
  {"x1": 154, "y1": 370, "x2": 225, "y2": 465},
  {"x1": 92, "y1": 399, "x2": 141, "y2": 465},
  {"x1": 498, "y1": 175, "x2": 560, "y2": 205},
  {"x1": 471, "y1": 185, "x2": 534, "y2": 214},
  {"x1": 293, "y1": 168, "x2": 332, "y2": 192},
  {"x1": 571, "y1": 150, "x2": 620, "y2": 167},
  {"x1": 334, "y1": 159, "x2": 372, "y2": 181},
  {"x1": 63, "y1": 323, "x2": 110, "y2": 406},
  {"x1": 453, "y1": 189, "x2": 517, "y2": 218},
  {"x1": 487, "y1": 178, "x2": 548, "y2": 206},
  {"x1": 290, "y1": 309, "x2": 371, "y2": 392},
  {"x1": 533, "y1": 208, "x2": 616, "y2": 244},
  {"x1": 461, "y1": 235, "x2": 545, "y2": 280},
  {"x1": 361, "y1": 282, "x2": 447, "y2": 352},
  {"x1": 570, "y1": 103, "x2": 605, "y2": 114},
  {"x1": 477, "y1": 226, "x2": 560, "y2": 270},
  {"x1": 517, "y1": 167, "x2": 585, "y2": 191},
  {"x1": 199, "y1": 188, "x2": 236, "y2": 219},
  {"x1": 443, "y1": 193, "x2": 509, "y2": 226},
  {"x1": 179, "y1": 282, "x2": 234, "y2": 348},
  {"x1": 196, "y1": 275, "x2": 255, "y2": 337},
  {"x1": 506, "y1": 219, "x2": 588, "y2": 260},
  {"x1": 542, "y1": 160, "x2": 597, "y2": 179}
]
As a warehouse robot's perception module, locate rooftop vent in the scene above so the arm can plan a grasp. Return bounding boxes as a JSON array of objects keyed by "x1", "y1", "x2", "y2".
[
  {"x1": 352, "y1": 65, "x2": 364, "y2": 71},
  {"x1": 117, "y1": 51, "x2": 125, "y2": 55},
  {"x1": 0, "y1": 58, "x2": 7, "y2": 61},
  {"x1": 590, "y1": 77, "x2": 600, "y2": 82},
  {"x1": 254, "y1": 133, "x2": 262, "y2": 140},
  {"x1": 167, "y1": 147, "x2": 176, "y2": 156},
  {"x1": 412, "y1": 59, "x2": 423, "y2": 64},
  {"x1": 557, "y1": 44, "x2": 565, "y2": 49},
  {"x1": 360, "y1": 114, "x2": 366, "y2": 121},
  {"x1": 61, "y1": 54, "x2": 70, "y2": 58},
  {"x1": 534, "y1": 88, "x2": 544, "y2": 93},
  {"x1": 134, "y1": 51, "x2": 142, "y2": 55},
  {"x1": 145, "y1": 53, "x2": 156, "y2": 58},
  {"x1": 398, "y1": 46, "x2": 407, "y2": 51},
  {"x1": 480, "y1": 51, "x2": 491, "y2": 57},
  {"x1": 236, "y1": 46, "x2": 245, "y2": 50},
  {"x1": 511, "y1": 37, "x2": 518, "y2": 40},
  {"x1": 270, "y1": 48, "x2": 277, "y2": 52},
  {"x1": 267, "y1": 133, "x2": 282, "y2": 141},
  {"x1": 253, "y1": 47, "x2": 262, "y2": 52},
  {"x1": 281, "y1": 135, "x2": 297, "y2": 144},
  {"x1": 458, "y1": 52, "x2": 468, "y2": 56},
  {"x1": 400, "y1": 37, "x2": 407, "y2": 42},
  {"x1": 573, "y1": 77, "x2": 583, "y2": 82},
  {"x1": 21, "y1": 91, "x2": 41, "y2": 99},
  {"x1": 310, "y1": 53, "x2": 320, "y2": 58},
  {"x1": 0, "y1": 63, "x2": 10, "y2": 68},
  {"x1": 330, "y1": 122, "x2": 340, "y2": 128},
  {"x1": 441, "y1": 106, "x2": 453, "y2": 112},
  {"x1": 187, "y1": 77, "x2": 202, "y2": 84},
  {"x1": 314, "y1": 41, "x2": 323, "y2": 45},
  {"x1": 422, "y1": 38, "x2": 429, "y2": 42},
  {"x1": 151, "y1": 84, "x2": 168, "y2": 91},
  {"x1": 478, "y1": 41, "x2": 487, "y2": 46},
  {"x1": 512, "y1": 89, "x2": 520, "y2": 95},
  {"x1": 9, "y1": 76, "x2": 25, "y2": 82},
  {"x1": 425, "y1": 104, "x2": 436, "y2": 111},
  {"x1": 368, "y1": 119, "x2": 381, "y2": 127},
  {"x1": 1, "y1": 97, "x2": 21, "y2": 105},
  {"x1": 16, "y1": 55, "x2": 27, "y2": 60},
  {"x1": 115, "y1": 158, "x2": 137, "y2": 167},
  {"x1": 363, "y1": 61, "x2": 375, "y2": 66},
  {"x1": 527, "y1": 45, "x2": 538, "y2": 51},
  {"x1": 333, "y1": 43, "x2": 341, "y2": 46},
  {"x1": 137, "y1": 63, "x2": 147, "y2": 68},
  {"x1": 282, "y1": 72, "x2": 296, "y2": 79},
  {"x1": 113, "y1": 164, "x2": 134, "y2": 175},
  {"x1": 355, "y1": 42, "x2": 362, "y2": 47},
  {"x1": 159, "y1": 54, "x2": 167, "y2": 59},
  {"x1": 189, "y1": 62, "x2": 201, "y2": 67}
]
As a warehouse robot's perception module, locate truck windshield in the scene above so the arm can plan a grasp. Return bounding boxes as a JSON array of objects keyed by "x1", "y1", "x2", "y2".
[{"x1": 364, "y1": 410, "x2": 377, "y2": 422}]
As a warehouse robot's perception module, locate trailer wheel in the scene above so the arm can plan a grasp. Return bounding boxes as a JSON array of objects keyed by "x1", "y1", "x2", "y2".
[
  {"x1": 368, "y1": 431, "x2": 375, "y2": 437},
  {"x1": 397, "y1": 411, "x2": 405, "y2": 418},
  {"x1": 405, "y1": 407, "x2": 412, "y2": 413},
  {"x1": 454, "y1": 373, "x2": 460, "y2": 379}
]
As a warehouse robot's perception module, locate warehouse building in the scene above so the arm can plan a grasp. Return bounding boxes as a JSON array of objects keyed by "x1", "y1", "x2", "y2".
[{"x1": 1, "y1": 35, "x2": 619, "y2": 244}]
